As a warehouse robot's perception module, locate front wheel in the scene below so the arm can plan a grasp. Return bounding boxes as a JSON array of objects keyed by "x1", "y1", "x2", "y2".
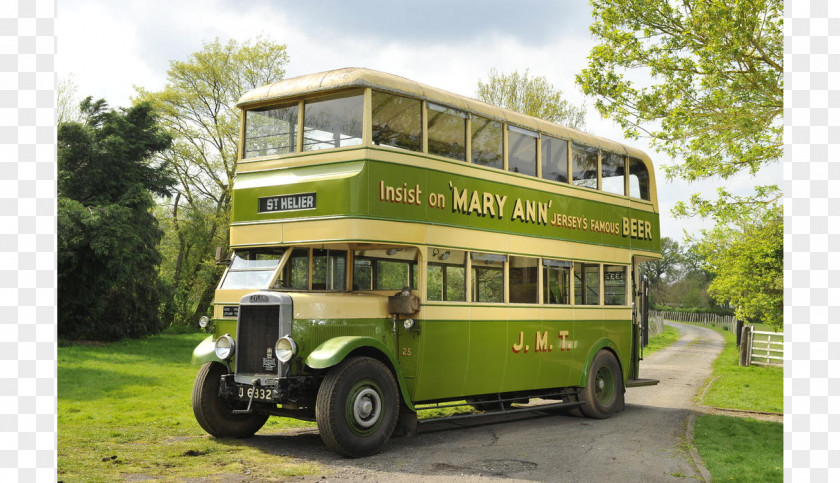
[
  {"x1": 192, "y1": 362, "x2": 268, "y2": 438},
  {"x1": 315, "y1": 357, "x2": 399, "y2": 457},
  {"x1": 580, "y1": 350, "x2": 624, "y2": 419}
]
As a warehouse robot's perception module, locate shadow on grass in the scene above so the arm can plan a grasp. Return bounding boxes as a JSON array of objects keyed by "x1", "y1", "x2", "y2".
[
  {"x1": 59, "y1": 333, "x2": 208, "y2": 366},
  {"x1": 58, "y1": 366, "x2": 165, "y2": 401}
]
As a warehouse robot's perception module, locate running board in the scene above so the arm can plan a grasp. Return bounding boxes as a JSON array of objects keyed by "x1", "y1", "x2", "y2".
[
  {"x1": 626, "y1": 378, "x2": 659, "y2": 387},
  {"x1": 416, "y1": 399, "x2": 583, "y2": 426}
]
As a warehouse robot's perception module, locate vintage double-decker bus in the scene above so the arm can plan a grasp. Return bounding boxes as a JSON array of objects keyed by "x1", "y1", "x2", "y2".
[{"x1": 191, "y1": 68, "x2": 661, "y2": 457}]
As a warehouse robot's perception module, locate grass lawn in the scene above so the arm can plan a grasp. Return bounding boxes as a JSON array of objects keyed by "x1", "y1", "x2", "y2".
[
  {"x1": 644, "y1": 324, "x2": 680, "y2": 355},
  {"x1": 693, "y1": 415, "x2": 783, "y2": 482},
  {"x1": 699, "y1": 326, "x2": 783, "y2": 413},
  {"x1": 58, "y1": 332, "x2": 318, "y2": 482},
  {"x1": 668, "y1": 322, "x2": 783, "y2": 483}
]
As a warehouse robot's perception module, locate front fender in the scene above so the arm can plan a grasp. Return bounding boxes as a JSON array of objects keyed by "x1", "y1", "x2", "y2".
[
  {"x1": 191, "y1": 335, "x2": 223, "y2": 366},
  {"x1": 306, "y1": 336, "x2": 415, "y2": 410},
  {"x1": 306, "y1": 336, "x2": 396, "y2": 369}
]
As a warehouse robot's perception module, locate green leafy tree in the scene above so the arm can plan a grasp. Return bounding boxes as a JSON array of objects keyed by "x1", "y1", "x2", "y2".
[
  {"x1": 136, "y1": 38, "x2": 289, "y2": 326},
  {"x1": 58, "y1": 98, "x2": 173, "y2": 340},
  {"x1": 640, "y1": 237, "x2": 681, "y2": 286},
  {"x1": 477, "y1": 68, "x2": 586, "y2": 129},
  {"x1": 691, "y1": 205, "x2": 782, "y2": 330},
  {"x1": 579, "y1": 0, "x2": 782, "y2": 325},
  {"x1": 577, "y1": 0, "x2": 782, "y2": 213}
]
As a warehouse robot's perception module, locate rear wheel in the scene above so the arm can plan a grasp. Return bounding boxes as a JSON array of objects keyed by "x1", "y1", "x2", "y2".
[
  {"x1": 192, "y1": 362, "x2": 268, "y2": 438},
  {"x1": 580, "y1": 350, "x2": 624, "y2": 419},
  {"x1": 316, "y1": 357, "x2": 399, "y2": 457}
]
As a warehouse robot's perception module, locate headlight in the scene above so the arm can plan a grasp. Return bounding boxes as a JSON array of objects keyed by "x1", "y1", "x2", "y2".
[
  {"x1": 214, "y1": 335, "x2": 235, "y2": 361},
  {"x1": 198, "y1": 316, "x2": 210, "y2": 328},
  {"x1": 274, "y1": 336, "x2": 297, "y2": 363}
]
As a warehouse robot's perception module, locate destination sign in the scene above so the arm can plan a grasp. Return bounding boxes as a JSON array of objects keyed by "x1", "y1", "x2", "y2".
[{"x1": 258, "y1": 192, "x2": 316, "y2": 213}]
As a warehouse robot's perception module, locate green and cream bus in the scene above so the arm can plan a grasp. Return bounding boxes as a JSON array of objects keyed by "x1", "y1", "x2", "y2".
[{"x1": 191, "y1": 68, "x2": 661, "y2": 457}]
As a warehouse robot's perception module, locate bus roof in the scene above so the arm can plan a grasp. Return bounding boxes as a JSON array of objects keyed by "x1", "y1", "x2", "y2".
[{"x1": 236, "y1": 67, "x2": 650, "y2": 162}]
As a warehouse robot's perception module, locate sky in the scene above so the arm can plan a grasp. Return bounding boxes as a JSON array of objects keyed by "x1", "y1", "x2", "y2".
[{"x1": 56, "y1": 0, "x2": 781, "y2": 243}]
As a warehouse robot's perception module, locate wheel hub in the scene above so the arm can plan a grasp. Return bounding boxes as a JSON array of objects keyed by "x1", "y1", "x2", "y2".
[{"x1": 352, "y1": 388, "x2": 381, "y2": 428}]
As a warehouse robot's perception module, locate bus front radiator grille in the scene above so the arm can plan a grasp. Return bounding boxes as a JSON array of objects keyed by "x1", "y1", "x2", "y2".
[{"x1": 235, "y1": 305, "x2": 280, "y2": 375}]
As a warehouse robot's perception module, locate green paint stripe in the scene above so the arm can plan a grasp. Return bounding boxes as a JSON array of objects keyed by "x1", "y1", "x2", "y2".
[
  {"x1": 231, "y1": 214, "x2": 660, "y2": 254},
  {"x1": 237, "y1": 155, "x2": 657, "y2": 210}
]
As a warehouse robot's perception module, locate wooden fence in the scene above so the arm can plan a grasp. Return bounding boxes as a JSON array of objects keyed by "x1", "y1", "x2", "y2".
[
  {"x1": 650, "y1": 310, "x2": 738, "y2": 334},
  {"x1": 648, "y1": 313, "x2": 664, "y2": 337}
]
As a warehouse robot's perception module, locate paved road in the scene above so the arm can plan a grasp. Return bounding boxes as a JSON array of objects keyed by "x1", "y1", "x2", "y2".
[{"x1": 247, "y1": 322, "x2": 725, "y2": 481}]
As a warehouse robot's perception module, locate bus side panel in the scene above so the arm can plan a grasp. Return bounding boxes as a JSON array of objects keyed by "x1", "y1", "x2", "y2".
[
  {"x1": 571, "y1": 319, "x2": 605, "y2": 382},
  {"x1": 603, "y1": 316, "x2": 633, "y2": 382},
  {"x1": 499, "y1": 319, "x2": 544, "y2": 392},
  {"x1": 535, "y1": 318, "x2": 579, "y2": 388},
  {"x1": 462, "y1": 319, "x2": 509, "y2": 396},
  {"x1": 412, "y1": 320, "x2": 470, "y2": 401},
  {"x1": 574, "y1": 316, "x2": 633, "y2": 386}
]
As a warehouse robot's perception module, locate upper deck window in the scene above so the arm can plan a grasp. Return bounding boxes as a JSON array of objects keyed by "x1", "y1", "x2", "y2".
[
  {"x1": 541, "y1": 136, "x2": 568, "y2": 183},
  {"x1": 628, "y1": 157, "x2": 651, "y2": 201},
  {"x1": 601, "y1": 152, "x2": 626, "y2": 196},
  {"x1": 471, "y1": 116, "x2": 503, "y2": 170},
  {"x1": 303, "y1": 92, "x2": 363, "y2": 151},
  {"x1": 508, "y1": 126, "x2": 538, "y2": 176},
  {"x1": 572, "y1": 143, "x2": 599, "y2": 190},
  {"x1": 244, "y1": 104, "x2": 298, "y2": 159},
  {"x1": 427, "y1": 103, "x2": 467, "y2": 161},
  {"x1": 372, "y1": 91, "x2": 422, "y2": 152}
]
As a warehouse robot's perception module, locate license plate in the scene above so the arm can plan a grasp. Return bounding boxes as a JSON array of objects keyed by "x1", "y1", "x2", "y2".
[{"x1": 237, "y1": 386, "x2": 276, "y2": 402}]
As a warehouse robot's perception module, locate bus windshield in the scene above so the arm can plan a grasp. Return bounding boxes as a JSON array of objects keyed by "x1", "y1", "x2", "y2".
[{"x1": 219, "y1": 249, "x2": 286, "y2": 289}]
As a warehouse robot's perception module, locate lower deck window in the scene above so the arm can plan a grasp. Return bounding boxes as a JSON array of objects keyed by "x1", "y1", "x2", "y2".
[
  {"x1": 471, "y1": 252, "x2": 505, "y2": 303},
  {"x1": 276, "y1": 248, "x2": 347, "y2": 291},
  {"x1": 353, "y1": 248, "x2": 418, "y2": 291},
  {"x1": 603, "y1": 265, "x2": 627, "y2": 305},
  {"x1": 509, "y1": 256, "x2": 538, "y2": 303},
  {"x1": 543, "y1": 259, "x2": 571, "y2": 304},
  {"x1": 427, "y1": 249, "x2": 466, "y2": 301},
  {"x1": 574, "y1": 262, "x2": 600, "y2": 305}
]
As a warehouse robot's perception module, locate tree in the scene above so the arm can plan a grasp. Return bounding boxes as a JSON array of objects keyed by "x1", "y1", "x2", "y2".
[
  {"x1": 135, "y1": 38, "x2": 289, "y2": 326},
  {"x1": 640, "y1": 237, "x2": 681, "y2": 287},
  {"x1": 57, "y1": 74, "x2": 83, "y2": 125},
  {"x1": 58, "y1": 98, "x2": 173, "y2": 340},
  {"x1": 477, "y1": 68, "x2": 586, "y2": 130},
  {"x1": 691, "y1": 205, "x2": 782, "y2": 330},
  {"x1": 577, "y1": 0, "x2": 782, "y2": 213}
]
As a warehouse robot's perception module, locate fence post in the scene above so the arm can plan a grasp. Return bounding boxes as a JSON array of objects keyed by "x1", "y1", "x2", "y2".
[
  {"x1": 739, "y1": 325, "x2": 752, "y2": 367},
  {"x1": 736, "y1": 319, "x2": 744, "y2": 347}
]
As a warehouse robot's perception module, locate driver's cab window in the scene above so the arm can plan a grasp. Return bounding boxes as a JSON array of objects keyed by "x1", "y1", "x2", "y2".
[
  {"x1": 275, "y1": 247, "x2": 347, "y2": 291},
  {"x1": 353, "y1": 247, "x2": 418, "y2": 291}
]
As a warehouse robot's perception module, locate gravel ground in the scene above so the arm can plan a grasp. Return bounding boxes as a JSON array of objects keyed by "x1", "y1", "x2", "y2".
[{"x1": 235, "y1": 322, "x2": 728, "y2": 482}]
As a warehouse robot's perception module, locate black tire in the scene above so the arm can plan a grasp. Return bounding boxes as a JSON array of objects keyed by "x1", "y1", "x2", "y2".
[
  {"x1": 580, "y1": 350, "x2": 624, "y2": 419},
  {"x1": 315, "y1": 357, "x2": 399, "y2": 457},
  {"x1": 192, "y1": 362, "x2": 269, "y2": 438}
]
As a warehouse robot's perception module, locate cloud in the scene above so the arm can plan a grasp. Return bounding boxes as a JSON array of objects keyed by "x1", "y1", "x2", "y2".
[{"x1": 56, "y1": 0, "x2": 781, "y2": 243}]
